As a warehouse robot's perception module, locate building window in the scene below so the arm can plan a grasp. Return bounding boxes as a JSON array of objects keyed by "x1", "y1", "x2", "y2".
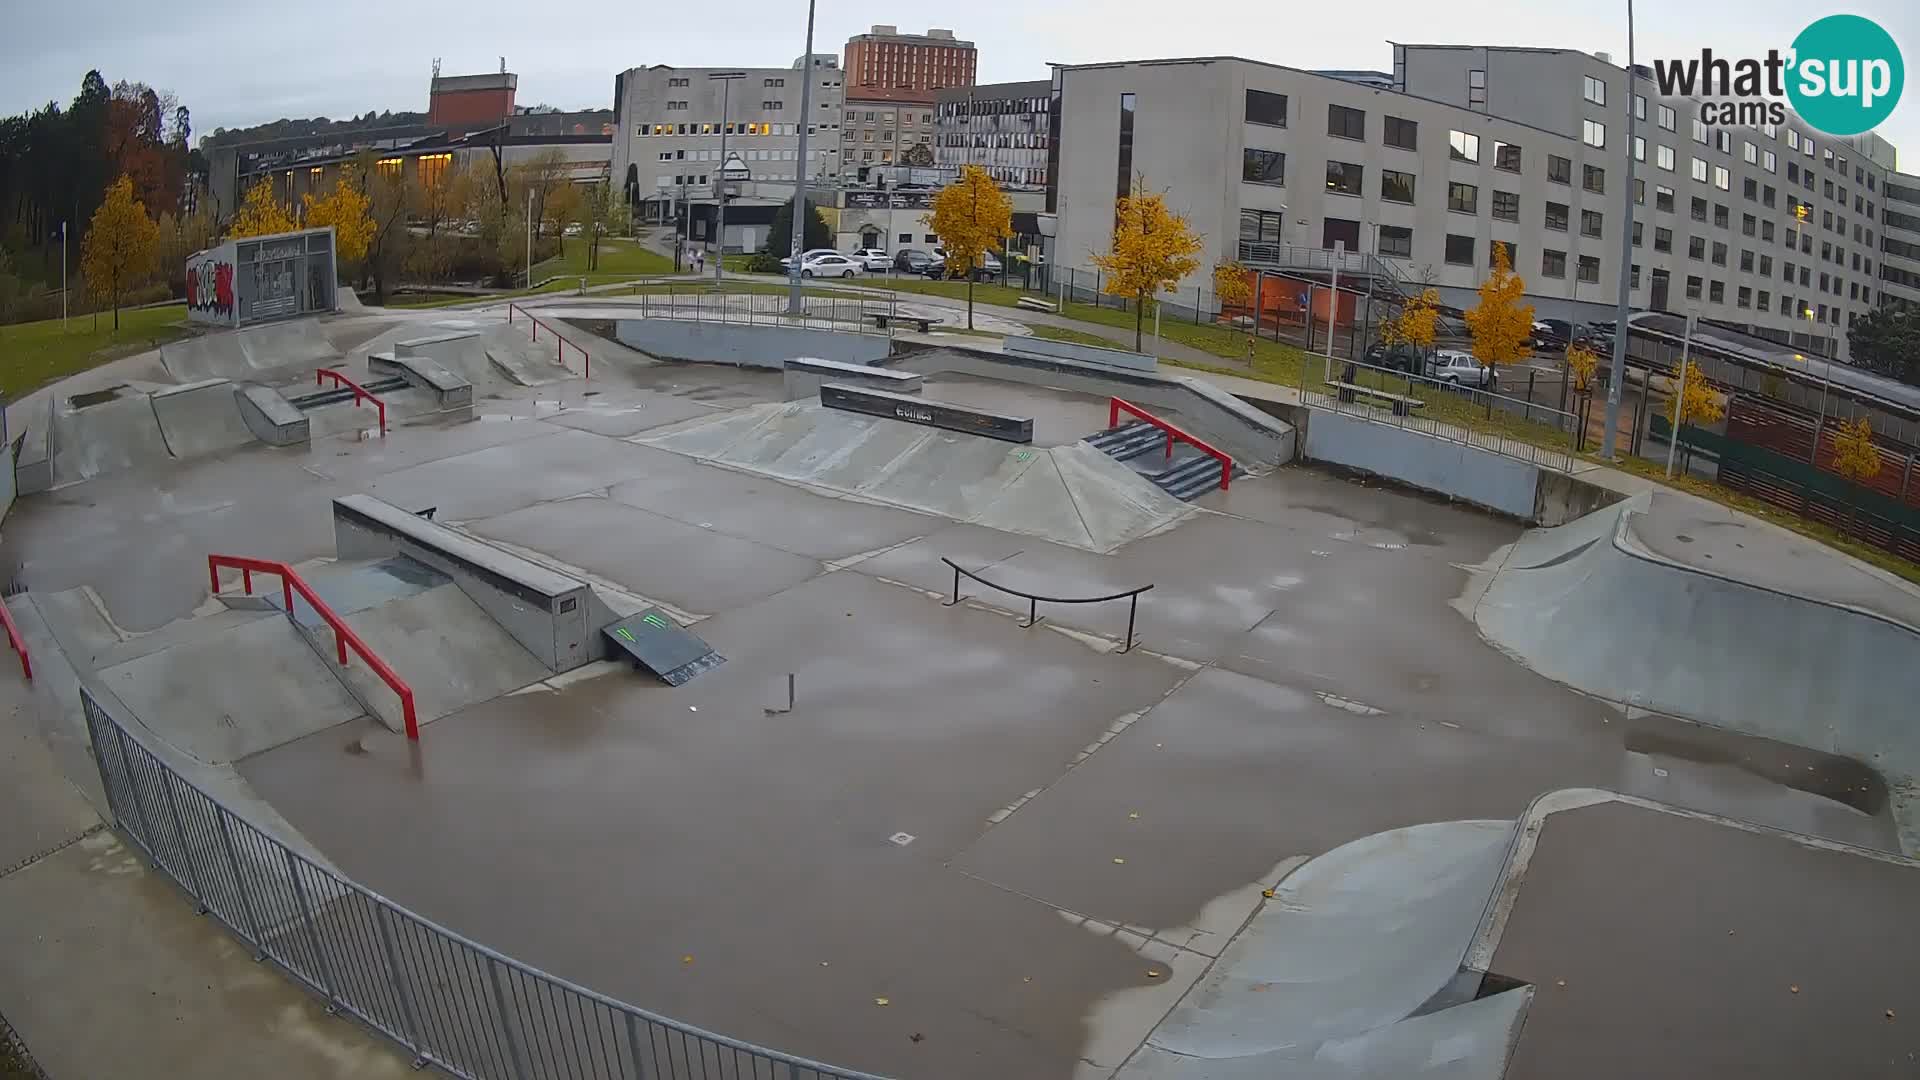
[
  {"x1": 1714, "y1": 165, "x2": 1730, "y2": 191},
  {"x1": 1449, "y1": 130, "x2": 1480, "y2": 162},
  {"x1": 1547, "y1": 154, "x2": 1571, "y2": 184},
  {"x1": 1492, "y1": 190, "x2": 1520, "y2": 221},
  {"x1": 1327, "y1": 104, "x2": 1366, "y2": 140},
  {"x1": 1545, "y1": 201, "x2": 1569, "y2": 231},
  {"x1": 1763, "y1": 150, "x2": 1777, "y2": 172},
  {"x1": 1758, "y1": 289, "x2": 1770, "y2": 309},
  {"x1": 1742, "y1": 213, "x2": 1757, "y2": 236},
  {"x1": 1493, "y1": 141, "x2": 1521, "y2": 172},
  {"x1": 1583, "y1": 75, "x2": 1606, "y2": 105},
  {"x1": 1686, "y1": 274, "x2": 1703, "y2": 300},
  {"x1": 1715, "y1": 129, "x2": 1732, "y2": 153},
  {"x1": 1115, "y1": 92, "x2": 1136, "y2": 208},
  {"x1": 1656, "y1": 185, "x2": 1675, "y2": 212},
  {"x1": 1692, "y1": 116, "x2": 1709, "y2": 144},
  {"x1": 1691, "y1": 157, "x2": 1709, "y2": 183},
  {"x1": 1654, "y1": 227, "x2": 1673, "y2": 252},
  {"x1": 1738, "y1": 285, "x2": 1752, "y2": 308},
  {"x1": 1241, "y1": 148, "x2": 1285, "y2": 186},
  {"x1": 1763, "y1": 185, "x2": 1776, "y2": 208},
  {"x1": 1634, "y1": 136, "x2": 1645, "y2": 162},
  {"x1": 1378, "y1": 224, "x2": 1413, "y2": 257},
  {"x1": 1583, "y1": 164, "x2": 1605, "y2": 194},
  {"x1": 1542, "y1": 249, "x2": 1567, "y2": 278},
  {"x1": 1658, "y1": 104, "x2": 1676, "y2": 131},
  {"x1": 1581, "y1": 209, "x2": 1603, "y2": 238},
  {"x1": 1468, "y1": 69, "x2": 1486, "y2": 107},
  {"x1": 1324, "y1": 160, "x2": 1363, "y2": 196},
  {"x1": 1743, "y1": 177, "x2": 1758, "y2": 201},
  {"x1": 1448, "y1": 181, "x2": 1479, "y2": 214},
  {"x1": 1244, "y1": 89, "x2": 1288, "y2": 127},
  {"x1": 1631, "y1": 263, "x2": 1641, "y2": 288},
  {"x1": 1380, "y1": 169, "x2": 1416, "y2": 204},
  {"x1": 898, "y1": 232, "x2": 912, "y2": 244},
  {"x1": 1384, "y1": 115, "x2": 1418, "y2": 150},
  {"x1": 1635, "y1": 94, "x2": 1647, "y2": 121},
  {"x1": 1714, "y1": 203, "x2": 1729, "y2": 228},
  {"x1": 1710, "y1": 280, "x2": 1725, "y2": 302},
  {"x1": 1743, "y1": 141, "x2": 1758, "y2": 164},
  {"x1": 1632, "y1": 221, "x2": 1643, "y2": 246},
  {"x1": 1445, "y1": 234, "x2": 1475, "y2": 265},
  {"x1": 1657, "y1": 145, "x2": 1675, "y2": 171},
  {"x1": 1689, "y1": 236, "x2": 1706, "y2": 259},
  {"x1": 1578, "y1": 255, "x2": 1601, "y2": 283},
  {"x1": 1634, "y1": 179, "x2": 1645, "y2": 205},
  {"x1": 1583, "y1": 119, "x2": 1605, "y2": 148},
  {"x1": 1712, "y1": 241, "x2": 1727, "y2": 266}
]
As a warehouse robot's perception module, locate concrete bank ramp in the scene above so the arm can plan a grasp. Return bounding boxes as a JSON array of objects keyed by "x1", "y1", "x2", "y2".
[
  {"x1": 150, "y1": 378, "x2": 258, "y2": 459},
  {"x1": 1118, "y1": 820, "x2": 1524, "y2": 1080},
  {"x1": 639, "y1": 400, "x2": 1197, "y2": 552},
  {"x1": 49, "y1": 385, "x2": 173, "y2": 487},
  {"x1": 160, "y1": 318, "x2": 339, "y2": 383},
  {"x1": 1474, "y1": 496, "x2": 1920, "y2": 777}
]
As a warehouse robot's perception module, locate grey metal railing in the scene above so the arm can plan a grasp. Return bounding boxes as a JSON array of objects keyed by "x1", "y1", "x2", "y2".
[
  {"x1": 1301, "y1": 355, "x2": 1579, "y2": 473},
  {"x1": 80, "y1": 686, "x2": 888, "y2": 1080},
  {"x1": 624, "y1": 288, "x2": 894, "y2": 336}
]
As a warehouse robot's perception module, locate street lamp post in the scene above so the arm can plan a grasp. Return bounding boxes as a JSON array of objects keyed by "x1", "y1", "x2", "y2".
[
  {"x1": 1602, "y1": 0, "x2": 1641, "y2": 459},
  {"x1": 787, "y1": 0, "x2": 819, "y2": 315},
  {"x1": 710, "y1": 72, "x2": 746, "y2": 284}
]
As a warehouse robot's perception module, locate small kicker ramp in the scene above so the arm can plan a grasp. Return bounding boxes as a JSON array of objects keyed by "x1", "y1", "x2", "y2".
[
  {"x1": 150, "y1": 378, "x2": 258, "y2": 459},
  {"x1": 602, "y1": 608, "x2": 726, "y2": 686}
]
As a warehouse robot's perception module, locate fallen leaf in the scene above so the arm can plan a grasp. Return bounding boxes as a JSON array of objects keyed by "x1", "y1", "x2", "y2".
[
  {"x1": 1790, "y1": 984, "x2": 1800, "y2": 994},
  {"x1": 1261, "y1": 888, "x2": 1276, "y2": 899},
  {"x1": 681, "y1": 955, "x2": 694, "y2": 965},
  {"x1": 1112, "y1": 857, "x2": 1126, "y2": 865},
  {"x1": 820, "y1": 961, "x2": 830, "y2": 967},
  {"x1": 1887, "y1": 1009, "x2": 1897, "y2": 1020},
  {"x1": 1146, "y1": 969, "x2": 1163, "y2": 979},
  {"x1": 1023, "y1": 976, "x2": 1033, "y2": 983},
  {"x1": 1556, "y1": 979, "x2": 1567, "y2": 988},
  {"x1": 875, "y1": 997, "x2": 890, "y2": 1007},
  {"x1": 909, "y1": 1032, "x2": 925, "y2": 1043}
]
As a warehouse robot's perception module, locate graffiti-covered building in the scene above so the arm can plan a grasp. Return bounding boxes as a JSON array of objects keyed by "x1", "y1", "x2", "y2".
[{"x1": 185, "y1": 227, "x2": 339, "y2": 327}]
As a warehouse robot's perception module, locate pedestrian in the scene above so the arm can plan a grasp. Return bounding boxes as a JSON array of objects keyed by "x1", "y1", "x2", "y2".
[{"x1": 694, "y1": 248, "x2": 705, "y2": 275}]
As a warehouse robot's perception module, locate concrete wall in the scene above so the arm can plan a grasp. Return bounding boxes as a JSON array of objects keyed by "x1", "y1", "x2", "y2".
[
  {"x1": 1006, "y1": 335, "x2": 1156, "y2": 372},
  {"x1": 1303, "y1": 409, "x2": 1539, "y2": 518},
  {"x1": 613, "y1": 319, "x2": 891, "y2": 369}
]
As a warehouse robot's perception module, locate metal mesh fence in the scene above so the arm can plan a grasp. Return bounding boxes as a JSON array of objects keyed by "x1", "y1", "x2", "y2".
[
  {"x1": 80, "y1": 687, "x2": 887, "y2": 1080},
  {"x1": 623, "y1": 288, "x2": 896, "y2": 336},
  {"x1": 1300, "y1": 355, "x2": 1579, "y2": 473}
]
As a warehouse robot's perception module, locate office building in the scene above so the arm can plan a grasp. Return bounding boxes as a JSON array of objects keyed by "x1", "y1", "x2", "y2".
[
  {"x1": 1881, "y1": 172, "x2": 1920, "y2": 309},
  {"x1": 840, "y1": 86, "x2": 936, "y2": 182},
  {"x1": 844, "y1": 26, "x2": 976, "y2": 94},
  {"x1": 935, "y1": 79, "x2": 1052, "y2": 190},
  {"x1": 1048, "y1": 46, "x2": 1909, "y2": 361}
]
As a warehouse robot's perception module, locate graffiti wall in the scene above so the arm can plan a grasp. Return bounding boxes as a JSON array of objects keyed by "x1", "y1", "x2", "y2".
[
  {"x1": 183, "y1": 227, "x2": 337, "y2": 328},
  {"x1": 185, "y1": 243, "x2": 238, "y2": 326}
]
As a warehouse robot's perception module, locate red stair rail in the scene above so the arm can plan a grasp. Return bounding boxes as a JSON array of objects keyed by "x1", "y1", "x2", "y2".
[
  {"x1": 208, "y1": 555, "x2": 419, "y2": 739},
  {"x1": 0, "y1": 596, "x2": 30, "y2": 681},
  {"x1": 316, "y1": 368, "x2": 388, "y2": 434},
  {"x1": 507, "y1": 302, "x2": 591, "y2": 378},
  {"x1": 1108, "y1": 397, "x2": 1234, "y2": 492}
]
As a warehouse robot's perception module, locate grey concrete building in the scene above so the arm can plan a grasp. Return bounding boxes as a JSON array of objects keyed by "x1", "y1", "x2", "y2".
[
  {"x1": 610, "y1": 58, "x2": 845, "y2": 246},
  {"x1": 1049, "y1": 47, "x2": 1909, "y2": 361},
  {"x1": 1881, "y1": 172, "x2": 1920, "y2": 309},
  {"x1": 935, "y1": 79, "x2": 1052, "y2": 190},
  {"x1": 839, "y1": 88, "x2": 936, "y2": 182}
]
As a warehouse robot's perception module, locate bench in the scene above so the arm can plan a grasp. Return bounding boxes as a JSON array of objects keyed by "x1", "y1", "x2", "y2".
[
  {"x1": 1015, "y1": 296, "x2": 1059, "y2": 313},
  {"x1": 1324, "y1": 380, "x2": 1426, "y2": 417},
  {"x1": 866, "y1": 312, "x2": 935, "y2": 334}
]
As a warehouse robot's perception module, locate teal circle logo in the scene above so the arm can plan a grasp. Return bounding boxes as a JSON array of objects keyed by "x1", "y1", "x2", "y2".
[{"x1": 1786, "y1": 15, "x2": 1904, "y2": 136}]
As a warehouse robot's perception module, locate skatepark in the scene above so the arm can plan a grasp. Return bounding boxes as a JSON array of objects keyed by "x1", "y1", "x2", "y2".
[{"x1": 3, "y1": 291, "x2": 1918, "y2": 1079}]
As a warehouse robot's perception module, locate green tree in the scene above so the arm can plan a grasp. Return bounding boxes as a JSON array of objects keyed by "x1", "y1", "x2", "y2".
[
  {"x1": 80, "y1": 175, "x2": 160, "y2": 329},
  {"x1": 1846, "y1": 304, "x2": 1920, "y2": 386},
  {"x1": 764, "y1": 196, "x2": 830, "y2": 259}
]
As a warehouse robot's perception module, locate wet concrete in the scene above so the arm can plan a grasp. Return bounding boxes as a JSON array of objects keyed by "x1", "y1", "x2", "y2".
[
  {"x1": 919, "y1": 371, "x2": 1114, "y2": 447},
  {"x1": 1492, "y1": 800, "x2": 1920, "y2": 1080}
]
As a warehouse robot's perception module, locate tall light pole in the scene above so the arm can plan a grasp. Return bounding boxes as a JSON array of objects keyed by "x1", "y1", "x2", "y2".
[
  {"x1": 526, "y1": 188, "x2": 534, "y2": 289},
  {"x1": 1602, "y1": 0, "x2": 1640, "y2": 459},
  {"x1": 787, "y1": 0, "x2": 819, "y2": 316},
  {"x1": 60, "y1": 220, "x2": 68, "y2": 331},
  {"x1": 710, "y1": 71, "x2": 746, "y2": 283}
]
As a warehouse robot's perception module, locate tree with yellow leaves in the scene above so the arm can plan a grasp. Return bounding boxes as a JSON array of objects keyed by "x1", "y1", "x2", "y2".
[
  {"x1": 1383, "y1": 287, "x2": 1441, "y2": 369},
  {"x1": 1464, "y1": 242, "x2": 1533, "y2": 372},
  {"x1": 1213, "y1": 260, "x2": 1252, "y2": 314},
  {"x1": 1564, "y1": 341, "x2": 1600, "y2": 395},
  {"x1": 1829, "y1": 416, "x2": 1883, "y2": 531},
  {"x1": 926, "y1": 164, "x2": 1014, "y2": 330},
  {"x1": 230, "y1": 177, "x2": 297, "y2": 238},
  {"x1": 80, "y1": 175, "x2": 159, "y2": 330},
  {"x1": 303, "y1": 167, "x2": 374, "y2": 265},
  {"x1": 1092, "y1": 184, "x2": 1204, "y2": 350}
]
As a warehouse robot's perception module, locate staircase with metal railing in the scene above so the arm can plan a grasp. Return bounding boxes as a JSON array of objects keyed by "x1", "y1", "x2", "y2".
[{"x1": 1236, "y1": 242, "x2": 1419, "y2": 305}]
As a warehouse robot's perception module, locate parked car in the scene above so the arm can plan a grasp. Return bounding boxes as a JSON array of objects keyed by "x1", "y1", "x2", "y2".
[
  {"x1": 893, "y1": 249, "x2": 934, "y2": 273},
  {"x1": 1531, "y1": 319, "x2": 1574, "y2": 350},
  {"x1": 1364, "y1": 342, "x2": 1422, "y2": 372},
  {"x1": 1431, "y1": 350, "x2": 1498, "y2": 388},
  {"x1": 778, "y1": 248, "x2": 841, "y2": 271},
  {"x1": 798, "y1": 253, "x2": 863, "y2": 278},
  {"x1": 924, "y1": 248, "x2": 1003, "y2": 281},
  {"x1": 850, "y1": 248, "x2": 892, "y2": 272}
]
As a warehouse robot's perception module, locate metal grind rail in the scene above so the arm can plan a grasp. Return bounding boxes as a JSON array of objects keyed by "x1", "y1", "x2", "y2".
[
  {"x1": 507, "y1": 302, "x2": 592, "y2": 378},
  {"x1": 1108, "y1": 397, "x2": 1234, "y2": 492},
  {"x1": 941, "y1": 558, "x2": 1154, "y2": 652},
  {"x1": 315, "y1": 368, "x2": 388, "y2": 434},
  {"x1": 206, "y1": 554, "x2": 419, "y2": 740}
]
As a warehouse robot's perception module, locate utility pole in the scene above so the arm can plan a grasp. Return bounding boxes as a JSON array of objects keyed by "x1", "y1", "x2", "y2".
[
  {"x1": 787, "y1": 0, "x2": 819, "y2": 316},
  {"x1": 710, "y1": 71, "x2": 746, "y2": 284},
  {"x1": 1602, "y1": 0, "x2": 1640, "y2": 459},
  {"x1": 60, "y1": 220, "x2": 68, "y2": 331},
  {"x1": 525, "y1": 188, "x2": 534, "y2": 289}
]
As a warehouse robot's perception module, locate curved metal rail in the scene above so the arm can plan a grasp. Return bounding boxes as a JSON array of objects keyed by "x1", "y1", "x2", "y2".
[{"x1": 940, "y1": 558, "x2": 1154, "y2": 652}]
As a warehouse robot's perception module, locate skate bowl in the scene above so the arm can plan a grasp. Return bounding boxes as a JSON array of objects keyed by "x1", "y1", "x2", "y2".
[{"x1": 1475, "y1": 494, "x2": 1920, "y2": 777}]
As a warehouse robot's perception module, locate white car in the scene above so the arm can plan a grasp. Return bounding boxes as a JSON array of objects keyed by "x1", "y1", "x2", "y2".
[
  {"x1": 798, "y1": 253, "x2": 863, "y2": 278},
  {"x1": 778, "y1": 248, "x2": 841, "y2": 271},
  {"x1": 1430, "y1": 350, "x2": 1498, "y2": 388},
  {"x1": 850, "y1": 248, "x2": 892, "y2": 272}
]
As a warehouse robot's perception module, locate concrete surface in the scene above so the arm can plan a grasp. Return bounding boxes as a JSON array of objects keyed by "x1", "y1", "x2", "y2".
[
  {"x1": 612, "y1": 317, "x2": 892, "y2": 368},
  {"x1": 160, "y1": 318, "x2": 340, "y2": 383},
  {"x1": 1305, "y1": 408, "x2": 1541, "y2": 519},
  {"x1": 49, "y1": 387, "x2": 171, "y2": 488},
  {"x1": 1007, "y1": 333, "x2": 1158, "y2": 372},
  {"x1": 326, "y1": 583, "x2": 550, "y2": 731},
  {"x1": 150, "y1": 378, "x2": 259, "y2": 459}
]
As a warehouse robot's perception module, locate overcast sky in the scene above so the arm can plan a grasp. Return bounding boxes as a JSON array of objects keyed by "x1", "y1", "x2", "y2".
[{"x1": 2, "y1": 0, "x2": 1915, "y2": 165}]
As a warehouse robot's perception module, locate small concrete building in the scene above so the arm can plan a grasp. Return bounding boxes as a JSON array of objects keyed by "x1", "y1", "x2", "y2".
[{"x1": 185, "y1": 227, "x2": 338, "y2": 327}]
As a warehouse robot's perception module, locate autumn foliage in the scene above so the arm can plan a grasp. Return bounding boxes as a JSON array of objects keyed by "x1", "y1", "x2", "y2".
[
  {"x1": 1464, "y1": 242, "x2": 1534, "y2": 369},
  {"x1": 1092, "y1": 185, "x2": 1204, "y2": 350},
  {"x1": 1564, "y1": 341, "x2": 1601, "y2": 394},
  {"x1": 925, "y1": 164, "x2": 1014, "y2": 329},
  {"x1": 1672, "y1": 360, "x2": 1724, "y2": 427},
  {"x1": 1384, "y1": 287, "x2": 1441, "y2": 355},
  {"x1": 230, "y1": 178, "x2": 297, "y2": 238},
  {"x1": 302, "y1": 167, "x2": 374, "y2": 263},
  {"x1": 1830, "y1": 416, "x2": 1883, "y2": 486},
  {"x1": 79, "y1": 175, "x2": 159, "y2": 329},
  {"x1": 1212, "y1": 260, "x2": 1252, "y2": 311}
]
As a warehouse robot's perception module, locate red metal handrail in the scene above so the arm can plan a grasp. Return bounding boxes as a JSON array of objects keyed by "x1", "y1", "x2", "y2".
[
  {"x1": 316, "y1": 368, "x2": 388, "y2": 434},
  {"x1": 507, "y1": 302, "x2": 592, "y2": 378},
  {"x1": 0, "y1": 596, "x2": 30, "y2": 681},
  {"x1": 208, "y1": 555, "x2": 419, "y2": 740},
  {"x1": 1108, "y1": 397, "x2": 1234, "y2": 492}
]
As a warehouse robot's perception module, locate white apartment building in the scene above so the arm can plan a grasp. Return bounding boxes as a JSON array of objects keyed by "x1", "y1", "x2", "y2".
[
  {"x1": 1049, "y1": 47, "x2": 1910, "y2": 361},
  {"x1": 1881, "y1": 172, "x2": 1920, "y2": 308},
  {"x1": 610, "y1": 58, "x2": 845, "y2": 244}
]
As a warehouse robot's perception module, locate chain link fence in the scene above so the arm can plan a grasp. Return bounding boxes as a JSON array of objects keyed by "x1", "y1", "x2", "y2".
[
  {"x1": 81, "y1": 686, "x2": 887, "y2": 1080},
  {"x1": 1302, "y1": 355, "x2": 1579, "y2": 473}
]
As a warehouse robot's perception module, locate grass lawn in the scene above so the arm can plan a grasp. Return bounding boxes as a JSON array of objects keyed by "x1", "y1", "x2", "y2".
[
  {"x1": 617, "y1": 281, "x2": 870, "y2": 301},
  {"x1": 380, "y1": 278, "x2": 580, "y2": 309},
  {"x1": 1030, "y1": 325, "x2": 1135, "y2": 349},
  {"x1": 0, "y1": 303, "x2": 190, "y2": 398},
  {"x1": 533, "y1": 236, "x2": 676, "y2": 281}
]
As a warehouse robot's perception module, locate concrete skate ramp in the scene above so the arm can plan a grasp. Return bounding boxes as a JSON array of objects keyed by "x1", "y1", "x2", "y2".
[
  {"x1": 49, "y1": 387, "x2": 171, "y2": 487},
  {"x1": 95, "y1": 613, "x2": 367, "y2": 764},
  {"x1": 1475, "y1": 497, "x2": 1920, "y2": 775},
  {"x1": 639, "y1": 400, "x2": 1196, "y2": 552},
  {"x1": 1118, "y1": 820, "x2": 1520, "y2": 1079},
  {"x1": 150, "y1": 378, "x2": 258, "y2": 459},
  {"x1": 160, "y1": 318, "x2": 338, "y2": 383}
]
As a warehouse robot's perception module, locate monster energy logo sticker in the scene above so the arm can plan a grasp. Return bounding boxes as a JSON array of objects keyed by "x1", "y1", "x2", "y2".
[
  {"x1": 643, "y1": 613, "x2": 668, "y2": 629},
  {"x1": 614, "y1": 627, "x2": 637, "y2": 643}
]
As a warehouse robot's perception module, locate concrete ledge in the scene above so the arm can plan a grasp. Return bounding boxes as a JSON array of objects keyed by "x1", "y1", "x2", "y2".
[
  {"x1": 332, "y1": 494, "x2": 596, "y2": 673},
  {"x1": 234, "y1": 384, "x2": 310, "y2": 447},
  {"x1": 395, "y1": 331, "x2": 481, "y2": 356},
  {"x1": 1304, "y1": 410, "x2": 1538, "y2": 519},
  {"x1": 370, "y1": 351, "x2": 475, "y2": 411},
  {"x1": 782, "y1": 356, "x2": 923, "y2": 401},
  {"x1": 820, "y1": 382, "x2": 1033, "y2": 443},
  {"x1": 1006, "y1": 334, "x2": 1156, "y2": 372}
]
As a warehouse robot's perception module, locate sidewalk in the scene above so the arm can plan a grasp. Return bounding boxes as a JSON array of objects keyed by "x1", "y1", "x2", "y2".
[{"x1": 0, "y1": 677, "x2": 412, "y2": 1079}]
